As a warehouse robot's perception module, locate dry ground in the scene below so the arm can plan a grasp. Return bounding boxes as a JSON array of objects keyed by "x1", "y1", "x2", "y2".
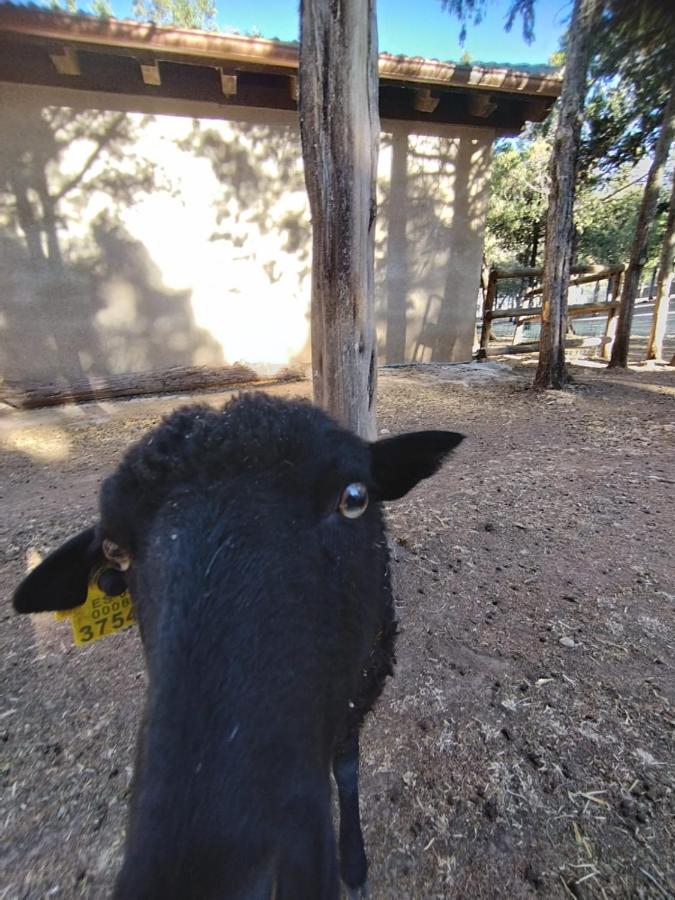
[{"x1": 1, "y1": 360, "x2": 674, "y2": 899}]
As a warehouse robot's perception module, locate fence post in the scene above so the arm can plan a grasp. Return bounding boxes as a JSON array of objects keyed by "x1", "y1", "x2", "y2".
[
  {"x1": 477, "y1": 269, "x2": 498, "y2": 360},
  {"x1": 601, "y1": 271, "x2": 622, "y2": 360}
]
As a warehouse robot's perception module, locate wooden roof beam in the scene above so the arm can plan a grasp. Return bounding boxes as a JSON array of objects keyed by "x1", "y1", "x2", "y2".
[
  {"x1": 521, "y1": 99, "x2": 550, "y2": 122},
  {"x1": 49, "y1": 45, "x2": 80, "y2": 76},
  {"x1": 219, "y1": 70, "x2": 237, "y2": 98},
  {"x1": 139, "y1": 60, "x2": 161, "y2": 85},
  {"x1": 414, "y1": 88, "x2": 439, "y2": 114},
  {"x1": 468, "y1": 93, "x2": 498, "y2": 118}
]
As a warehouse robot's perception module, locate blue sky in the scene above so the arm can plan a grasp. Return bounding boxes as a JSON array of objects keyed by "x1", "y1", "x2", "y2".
[{"x1": 108, "y1": 0, "x2": 570, "y2": 67}]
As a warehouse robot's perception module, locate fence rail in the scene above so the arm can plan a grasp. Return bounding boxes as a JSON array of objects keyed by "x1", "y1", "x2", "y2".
[{"x1": 477, "y1": 265, "x2": 625, "y2": 360}]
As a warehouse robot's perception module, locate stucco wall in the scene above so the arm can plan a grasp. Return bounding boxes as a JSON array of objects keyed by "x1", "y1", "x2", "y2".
[{"x1": 0, "y1": 82, "x2": 493, "y2": 390}]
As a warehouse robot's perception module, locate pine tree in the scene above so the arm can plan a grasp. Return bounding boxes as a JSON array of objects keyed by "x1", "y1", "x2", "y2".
[
  {"x1": 609, "y1": 77, "x2": 675, "y2": 367},
  {"x1": 533, "y1": 0, "x2": 600, "y2": 388},
  {"x1": 645, "y1": 172, "x2": 675, "y2": 361}
]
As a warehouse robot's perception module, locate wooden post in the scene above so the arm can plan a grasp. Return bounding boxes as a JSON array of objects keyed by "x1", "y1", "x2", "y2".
[
  {"x1": 474, "y1": 257, "x2": 490, "y2": 353},
  {"x1": 512, "y1": 318, "x2": 526, "y2": 346},
  {"x1": 601, "y1": 271, "x2": 621, "y2": 361},
  {"x1": 299, "y1": 0, "x2": 379, "y2": 440},
  {"x1": 477, "y1": 268, "x2": 497, "y2": 360}
]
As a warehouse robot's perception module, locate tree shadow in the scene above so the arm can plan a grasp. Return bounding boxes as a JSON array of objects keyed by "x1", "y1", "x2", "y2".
[
  {"x1": 1, "y1": 90, "x2": 494, "y2": 396},
  {"x1": 184, "y1": 112, "x2": 492, "y2": 368},
  {"x1": 376, "y1": 124, "x2": 492, "y2": 365},
  {"x1": 90, "y1": 217, "x2": 224, "y2": 374},
  {"x1": 173, "y1": 113, "x2": 313, "y2": 366},
  {"x1": 0, "y1": 93, "x2": 226, "y2": 402},
  {"x1": 0, "y1": 231, "x2": 108, "y2": 400}
]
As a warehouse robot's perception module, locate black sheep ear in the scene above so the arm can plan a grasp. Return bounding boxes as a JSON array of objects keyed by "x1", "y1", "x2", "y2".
[
  {"x1": 370, "y1": 431, "x2": 464, "y2": 501},
  {"x1": 13, "y1": 526, "x2": 102, "y2": 614}
]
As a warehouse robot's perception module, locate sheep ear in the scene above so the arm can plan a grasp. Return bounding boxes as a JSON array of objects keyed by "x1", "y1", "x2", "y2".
[
  {"x1": 370, "y1": 431, "x2": 464, "y2": 501},
  {"x1": 13, "y1": 526, "x2": 102, "y2": 614}
]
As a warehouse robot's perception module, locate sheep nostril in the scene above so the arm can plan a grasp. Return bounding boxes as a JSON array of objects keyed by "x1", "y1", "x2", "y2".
[{"x1": 97, "y1": 569, "x2": 128, "y2": 596}]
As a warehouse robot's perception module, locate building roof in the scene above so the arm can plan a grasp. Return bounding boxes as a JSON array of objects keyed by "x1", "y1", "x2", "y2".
[{"x1": 0, "y1": 3, "x2": 561, "y2": 132}]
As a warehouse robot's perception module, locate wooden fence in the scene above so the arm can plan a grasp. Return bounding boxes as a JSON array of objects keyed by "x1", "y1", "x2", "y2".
[{"x1": 477, "y1": 264, "x2": 625, "y2": 360}]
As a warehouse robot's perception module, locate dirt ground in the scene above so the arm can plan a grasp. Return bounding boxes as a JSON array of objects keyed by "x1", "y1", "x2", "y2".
[{"x1": 1, "y1": 358, "x2": 674, "y2": 900}]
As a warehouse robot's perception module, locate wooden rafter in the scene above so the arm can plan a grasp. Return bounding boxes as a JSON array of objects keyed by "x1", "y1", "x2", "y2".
[
  {"x1": 413, "y1": 88, "x2": 439, "y2": 114},
  {"x1": 49, "y1": 45, "x2": 79, "y2": 76},
  {"x1": 139, "y1": 60, "x2": 161, "y2": 86},
  {"x1": 219, "y1": 70, "x2": 237, "y2": 97},
  {"x1": 468, "y1": 93, "x2": 497, "y2": 118}
]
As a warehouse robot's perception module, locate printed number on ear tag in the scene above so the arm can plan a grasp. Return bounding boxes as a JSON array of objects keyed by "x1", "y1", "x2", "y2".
[{"x1": 54, "y1": 567, "x2": 135, "y2": 646}]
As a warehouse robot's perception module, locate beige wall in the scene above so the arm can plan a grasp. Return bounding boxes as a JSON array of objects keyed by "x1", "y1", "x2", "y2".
[{"x1": 0, "y1": 82, "x2": 493, "y2": 390}]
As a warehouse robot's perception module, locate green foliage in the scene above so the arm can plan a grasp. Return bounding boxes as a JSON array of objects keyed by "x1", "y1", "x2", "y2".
[
  {"x1": 131, "y1": 0, "x2": 216, "y2": 29},
  {"x1": 438, "y1": 0, "x2": 535, "y2": 44},
  {"x1": 595, "y1": 0, "x2": 675, "y2": 87},
  {"x1": 441, "y1": 0, "x2": 674, "y2": 271},
  {"x1": 41, "y1": 0, "x2": 214, "y2": 25},
  {"x1": 575, "y1": 183, "x2": 640, "y2": 266},
  {"x1": 440, "y1": 0, "x2": 672, "y2": 180},
  {"x1": 580, "y1": 1, "x2": 675, "y2": 179},
  {"x1": 48, "y1": 0, "x2": 77, "y2": 11},
  {"x1": 44, "y1": 0, "x2": 116, "y2": 16},
  {"x1": 485, "y1": 121, "x2": 670, "y2": 271},
  {"x1": 90, "y1": 0, "x2": 112, "y2": 16},
  {"x1": 576, "y1": 176, "x2": 670, "y2": 267},
  {"x1": 486, "y1": 128, "x2": 550, "y2": 267}
]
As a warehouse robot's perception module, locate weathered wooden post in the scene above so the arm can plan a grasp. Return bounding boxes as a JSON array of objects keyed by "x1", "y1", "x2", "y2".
[
  {"x1": 299, "y1": 0, "x2": 380, "y2": 440},
  {"x1": 601, "y1": 270, "x2": 622, "y2": 361},
  {"x1": 477, "y1": 268, "x2": 498, "y2": 360}
]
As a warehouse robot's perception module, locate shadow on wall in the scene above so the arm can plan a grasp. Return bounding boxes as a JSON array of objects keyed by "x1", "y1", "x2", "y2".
[
  {"x1": 0, "y1": 224, "x2": 226, "y2": 393},
  {"x1": 0, "y1": 100, "x2": 226, "y2": 392},
  {"x1": 0, "y1": 94, "x2": 317, "y2": 390},
  {"x1": 174, "y1": 117, "x2": 312, "y2": 367},
  {"x1": 91, "y1": 218, "x2": 224, "y2": 374},
  {"x1": 0, "y1": 88, "x2": 492, "y2": 394},
  {"x1": 178, "y1": 116, "x2": 310, "y2": 258},
  {"x1": 376, "y1": 124, "x2": 492, "y2": 364}
]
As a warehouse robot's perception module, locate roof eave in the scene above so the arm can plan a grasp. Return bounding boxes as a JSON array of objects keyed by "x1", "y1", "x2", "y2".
[{"x1": 0, "y1": 3, "x2": 562, "y2": 99}]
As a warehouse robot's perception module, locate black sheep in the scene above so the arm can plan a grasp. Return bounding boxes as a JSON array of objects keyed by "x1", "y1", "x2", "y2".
[{"x1": 14, "y1": 392, "x2": 463, "y2": 899}]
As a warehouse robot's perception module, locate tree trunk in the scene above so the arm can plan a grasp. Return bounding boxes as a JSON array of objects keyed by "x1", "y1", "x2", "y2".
[
  {"x1": 299, "y1": 0, "x2": 379, "y2": 439},
  {"x1": 609, "y1": 76, "x2": 675, "y2": 368},
  {"x1": 645, "y1": 173, "x2": 675, "y2": 361},
  {"x1": 534, "y1": 0, "x2": 600, "y2": 390}
]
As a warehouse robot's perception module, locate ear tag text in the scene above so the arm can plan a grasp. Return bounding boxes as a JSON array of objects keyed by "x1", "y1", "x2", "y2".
[{"x1": 54, "y1": 568, "x2": 135, "y2": 646}]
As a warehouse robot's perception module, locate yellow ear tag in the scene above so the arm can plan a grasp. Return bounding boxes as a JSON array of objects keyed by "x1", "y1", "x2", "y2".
[{"x1": 54, "y1": 568, "x2": 135, "y2": 646}]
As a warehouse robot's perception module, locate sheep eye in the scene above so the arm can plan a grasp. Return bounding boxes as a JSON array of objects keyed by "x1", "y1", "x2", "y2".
[{"x1": 338, "y1": 483, "x2": 369, "y2": 519}]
